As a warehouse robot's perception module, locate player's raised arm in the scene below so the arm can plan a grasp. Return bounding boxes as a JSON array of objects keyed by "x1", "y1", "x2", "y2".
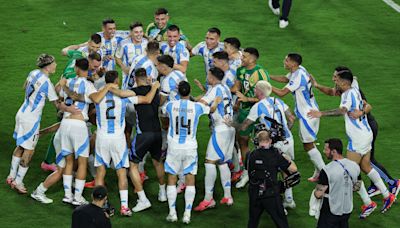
[
  {"x1": 269, "y1": 74, "x2": 289, "y2": 83},
  {"x1": 271, "y1": 86, "x2": 291, "y2": 97},
  {"x1": 310, "y1": 74, "x2": 336, "y2": 96},
  {"x1": 89, "y1": 83, "x2": 118, "y2": 104},
  {"x1": 136, "y1": 81, "x2": 160, "y2": 104}
]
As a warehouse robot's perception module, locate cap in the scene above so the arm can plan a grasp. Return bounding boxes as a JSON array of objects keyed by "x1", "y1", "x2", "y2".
[{"x1": 92, "y1": 185, "x2": 108, "y2": 200}]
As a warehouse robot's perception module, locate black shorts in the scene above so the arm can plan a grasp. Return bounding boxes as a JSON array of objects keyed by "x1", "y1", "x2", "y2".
[
  {"x1": 130, "y1": 132, "x2": 162, "y2": 163},
  {"x1": 317, "y1": 198, "x2": 351, "y2": 228}
]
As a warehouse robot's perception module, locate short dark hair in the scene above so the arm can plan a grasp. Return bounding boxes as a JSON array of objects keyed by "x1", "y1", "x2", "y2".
[
  {"x1": 208, "y1": 27, "x2": 221, "y2": 36},
  {"x1": 135, "y1": 68, "x2": 147, "y2": 78},
  {"x1": 88, "y1": 52, "x2": 102, "y2": 61},
  {"x1": 75, "y1": 58, "x2": 89, "y2": 71},
  {"x1": 244, "y1": 47, "x2": 259, "y2": 59},
  {"x1": 90, "y1": 33, "x2": 102, "y2": 44},
  {"x1": 167, "y1": 24, "x2": 180, "y2": 33},
  {"x1": 147, "y1": 41, "x2": 160, "y2": 53},
  {"x1": 178, "y1": 81, "x2": 191, "y2": 96},
  {"x1": 155, "y1": 8, "x2": 168, "y2": 15},
  {"x1": 105, "y1": 70, "x2": 119, "y2": 83},
  {"x1": 224, "y1": 37, "x2": 241, "y2": 50},
  {"x1": 129, "y1": 21, "x2": 143, "y2": 30},
  {"x1": 213, "y1": 51, "x2": 229, "y2": 62},
  {"x1": 92, "y1": 185, "x2": 108, "y2": 200},
  {"x1": 324, "y1": 138, "x2": 343, "y2": 154},
  {"x1": 287, "y1": 53, "x2": 302, "y2": 65},
  {"x1": 102, "y1": 18, "x2": 115, "y2": 26},
  {"x1": 157, "y1": 55, "x2": 174, "y2": 68},
  {"x1": 335, "y1": 66, "x2": 352, "y2": 75},
  {"x1": 337, "y1": 70, "x2": 353, "y2": 83},
  {"x1": 209, "y1": 67, "x2": 225, "y2": 81}
]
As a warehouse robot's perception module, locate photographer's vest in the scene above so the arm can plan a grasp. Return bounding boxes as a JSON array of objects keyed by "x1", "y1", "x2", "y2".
[{"x1": 323, "y1": 159, "x2": 359, "y2": 215}]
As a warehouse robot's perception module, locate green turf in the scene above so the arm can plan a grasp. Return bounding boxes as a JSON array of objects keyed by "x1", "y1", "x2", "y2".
[{"x1": 0, "y1": 0, "x2": 399, "y2": 227}]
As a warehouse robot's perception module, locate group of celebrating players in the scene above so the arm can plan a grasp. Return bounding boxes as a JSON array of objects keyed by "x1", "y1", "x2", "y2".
[{"x1": 6, "y1": 7, "x2": 399, "y2": 225}]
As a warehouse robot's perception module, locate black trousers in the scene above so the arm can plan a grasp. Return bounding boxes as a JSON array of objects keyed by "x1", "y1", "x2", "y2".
[
  {"x1": 317, "y1": 199, "x2": 351, "y2": 228},
  {"x1": 248, "y1": 191, "x2": 289, "y2": 228},
  {"x1": 271, "y1": 0, "x2": 293, "y2": 21}
]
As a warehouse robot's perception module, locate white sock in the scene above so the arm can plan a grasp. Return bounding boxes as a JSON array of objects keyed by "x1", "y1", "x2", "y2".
[
  {"x1": 37, "y1": 182, "x2": 48, "y2": 194},
  {"x1": 167, "y1": 185, "x2": 177, "y2": 214},
  {"x1": 15, "y1": 165, "x2": 29, "y2": 185},
  {"x1": 137, "y1": 190, "x2": 148, "y2": 202},
  {"x1": 307, "y1": 148, "x2": 325, "y2": 171},
  {"x1": 368, "y1": 169, "x2": 389, "y2": 198},
  {"x1": 161, "y1": 129, "x2": 168, "y2": 151},
  {"x1": 74, "y1": 179, "x2": 86, "y2": 200},
  {"x1": 120, "y1": 190, "x2": 128, "y2": 207},
  {"x1": 219, "y1": 163, "x2": 232, "y2": 198},
  {"x1": 185, "y1": 186, "x2": 196, "y2": 214},
  {"x1": 357, "y1": 181, "x2": 372, "y2": 206},
  {"x1": 63, "y1": 175, "x2": 73, "y2": 198},
  {"x1": 204, "y1": 163, "x2": 217, "y2": 201},
  {"x1": 8, "y1": 156, "x2": 21, "y2": 179},
  {"x1": 285, "y1": 188, "x2": 293, "y2": 202},
  {"x1": 159, "y1": 184, "x2": 166, "y2": 194}
]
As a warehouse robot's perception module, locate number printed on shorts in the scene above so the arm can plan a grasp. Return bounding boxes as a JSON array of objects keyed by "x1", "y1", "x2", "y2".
[
  {"x1": 106, "y1": 99, "x2": 116, "y2": 120},
  {"x1": 175, "y1": 116, "x2": 191, "y2": 135}
]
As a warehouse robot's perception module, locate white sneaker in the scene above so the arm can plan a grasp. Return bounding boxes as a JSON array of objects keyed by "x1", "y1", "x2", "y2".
[
  {"x1": 158, "y1": 191, "x2": 167, "y2": 202},
  {"x1": 31, "y1": 190, "x2": 53, "y2": 204},
  {"x1": 268, "y1": 0, "x2": 280, "y2": 16},
  {"x1": 62, "y1": 195, "x2": 74, "y2": 204},
  {"x1": 279, "y1": 19, "x2": 289, "y2": 29},
  {"x1": 72, "y1": 196, "x2": 89, "y2": 206},
  {"x1": 132, "y1": 199, "x2": 151, "y2": 212},
  {"x1": 182, "y1": 212, "x2": 191, "y2": 224},
  {"x1": 235, "y1": 173, "x2": 249, "y2": 188},
  {"x1": 283, "y1": 199, "x2": 296, "y2": 209},
  {"x1": 166, "y1": 212, "x2": 178, "y2": 222}
]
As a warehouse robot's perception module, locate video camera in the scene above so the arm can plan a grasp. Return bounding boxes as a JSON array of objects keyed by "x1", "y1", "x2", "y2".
[{"x1": 253, "y1": 116, "x2": 286, "y2": 146}]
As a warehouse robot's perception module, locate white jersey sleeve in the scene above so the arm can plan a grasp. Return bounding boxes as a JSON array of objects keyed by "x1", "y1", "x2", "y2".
[
  {"x1": 340, "y1": 90, "x2": 353, "y2": 111},
  {"x1": 46, "y1": 79, "x2": 59, "y2": 101},
  {"x1": 247, "y1": 103, "x2": 259, "y2": 122},
  {"x1": 127, "y1": 96, "x2": 138, "y2": 105},
  {"x1": 84, "y1": 82, "x2": 97, "y2": 103},
  {"x1": 191, "y1": 42, "x2": 203, "y2": 56},
  {"x1": 285, "y1": 73, "x2": 301, "y2": 92}
]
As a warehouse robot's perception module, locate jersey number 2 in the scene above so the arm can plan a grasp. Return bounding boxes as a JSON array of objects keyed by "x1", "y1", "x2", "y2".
[{"x1": 106, "y1": 99, "x2": 116, "y2": 120}]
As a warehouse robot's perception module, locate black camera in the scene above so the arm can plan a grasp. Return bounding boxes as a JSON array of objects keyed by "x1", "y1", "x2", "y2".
[{"x1": 253, "y1": 116, "x2": 286, "y2": 145}]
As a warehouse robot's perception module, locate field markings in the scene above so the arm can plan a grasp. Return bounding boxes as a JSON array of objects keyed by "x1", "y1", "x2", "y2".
[{"x1": 383, "y1": 0, "x2": 400, "y2": 13}]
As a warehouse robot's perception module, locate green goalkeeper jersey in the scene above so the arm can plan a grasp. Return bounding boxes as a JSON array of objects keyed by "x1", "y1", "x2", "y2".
[
  {"x1": 146, "y1": 22, "x2": 188, "y2": 42},
  {"x1": 236, "y1": 64, "x2": 270, "y2": 110},
  {"x1": 62, "y1": 50, "x2": 85, "y2": 79}
]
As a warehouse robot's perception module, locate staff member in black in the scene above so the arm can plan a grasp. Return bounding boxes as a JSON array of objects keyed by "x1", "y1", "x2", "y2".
[
  {"x1": 247, "y1": 130, "x2": 297, "y2": 228},
  {"x1": 71, "y1": 185, "x2": 111, "y2": 228}
]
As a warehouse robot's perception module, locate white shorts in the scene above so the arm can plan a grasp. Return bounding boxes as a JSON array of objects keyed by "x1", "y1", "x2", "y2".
[
  {"x1": 206, "y1": 126, "x2": 235, "y2": 163},
  {"x1": 53, "y1": 129, "x2": 66, "y2": 168},
  {"x1": 298, "y1": 115, "x2": 319, "y2": 143},
  {"x1": 95, "y1": 134, "x2": 129, "y2": 169},
  {"x1": 13, "y1": 115, "x2": 40, "y2": 150},
  {"x1": 274, "y1": 137, "x2": 295, "y2": 160},
  {"x1": 348, "y1": 133, "x2": 373, "y2": 156},
  {"x1": 165, "y1": 143, "x2": 198, "y2": 175},
  {"x1": 57, "y1": 119, "x2": 90, "y2": 164}
]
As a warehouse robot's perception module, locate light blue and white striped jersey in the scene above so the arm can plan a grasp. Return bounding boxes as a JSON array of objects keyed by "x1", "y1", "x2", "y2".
[
  {"x1": 160, "y1": 70, "x2": 186, "y2": 102},
  {"x1": 77, "y1": 46, "x2": 103, "y2": 58},
  {"x1": 17, "y1": 69, "x2": 58, "y2": 121},
  {"x1": 61, "y1": 77, "x2": 97, "y2": 121},
  {"x1": 97, "y1": 30, "x2": 129, "y2": 71},
  {"x1": 115, "y1": 37, "x2": 148, "y2": 74},
  {"x1": 285, "y1": 65, "x2": 319, "y2": 118},
  {"x1": 163, "y1": 99, "x2": 210, "y2": 148},
  {"x1": 201, "y1": 83, "x2": 233, "y2": 127},
  {"x1": 247, "y1": 97, "x2": 293, "y2": 139},
  {"x1": 192, "y1": 41, "x2": 225, "y2": 75},
  {"x1": 125, "y1": 54, "x2": 158, "y2": 90},
  {"x1": 340, "y1": 87, "x2": 372, "y2": 143},
  {"x1": 95, "y1": 91, "x2": 138, "y2": 137},
  {"x1": 222, "y1": 67, "x2": 236, "y2": 89},
  {"x1": 160, "y1": 41, "x2": 190, "y2": 65},
  {"x1": 228, "y1": 51, "x2": 242, "y2": 71}
]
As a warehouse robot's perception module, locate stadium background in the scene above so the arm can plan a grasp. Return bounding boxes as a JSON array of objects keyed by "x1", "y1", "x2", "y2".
[{"x1": 0, "y1": 0, "x2": 399, "y2": 227}]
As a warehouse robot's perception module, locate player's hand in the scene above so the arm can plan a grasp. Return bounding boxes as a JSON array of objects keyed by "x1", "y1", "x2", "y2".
[
  {"x1": 107, "y1": 83, "x2": 119, "y2": 90},
  {"x1": 349, "y1": 109, "x2": 363, "y2": 119},
  {"x1": 236, "y1": 91, "x2": 248, "y2": 102},
  {"x1": 152, "y1": 81, "x2": 161, "y2": 89},
  {"x1": 307, "y1": 110, "x2": 322, "y2": 118},
  {"x1": 309, "y1": 74, "x2": 318, "y2": 88},
  {"x1": 59, "y1": 78, "x2": 67, "y2": 87}
]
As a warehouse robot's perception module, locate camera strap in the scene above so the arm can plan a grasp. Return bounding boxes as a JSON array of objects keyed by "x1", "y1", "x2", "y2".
[{"x1": 335, "y1": 160, "x2": 355, "y2": 184}]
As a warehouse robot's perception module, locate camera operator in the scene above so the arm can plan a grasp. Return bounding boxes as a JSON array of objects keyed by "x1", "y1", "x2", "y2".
[
  {"x1": 246, "y1": 130, "x2": 297, "y2": 228},
  {"x1": 72, "y1": 186, "x2": 111, "y2": 228}
]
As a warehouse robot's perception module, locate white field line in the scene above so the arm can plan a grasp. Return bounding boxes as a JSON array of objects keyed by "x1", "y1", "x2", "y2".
[{"x1": 382, "y1": 0, "x2": 400, "y2": 13}]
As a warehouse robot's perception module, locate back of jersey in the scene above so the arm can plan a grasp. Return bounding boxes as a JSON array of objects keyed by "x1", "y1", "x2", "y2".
[
  {"x1": 165, "y1": 99, "x2": 210, "y2": 148},
  {"x1": 202, "y1": 84, "x2": 233, "y2": 127},
  {"x1": 160, "y1": 70, "x2": 186, "y2": 102},
  {"x1": 264, "y1": 97, "x2": 292, "y2": 139}
]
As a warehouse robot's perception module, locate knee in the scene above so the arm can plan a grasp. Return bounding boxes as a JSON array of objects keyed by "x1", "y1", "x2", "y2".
[{"x1": 19, "y1": 158, "x2": 30, "y2": 167}]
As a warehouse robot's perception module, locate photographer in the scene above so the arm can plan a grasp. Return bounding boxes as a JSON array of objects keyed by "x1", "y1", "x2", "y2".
[
  {"x1": 246, "y1": 130, "x2": 298, "y2": 228},
  {"x1": 72, "y1": 186, "x2": 111, "y2": 228}
]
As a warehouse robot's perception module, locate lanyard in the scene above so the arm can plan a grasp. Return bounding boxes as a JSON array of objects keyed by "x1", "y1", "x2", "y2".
[{"x1": 334, "y1": 160, "x2": 355, "y2": 184}]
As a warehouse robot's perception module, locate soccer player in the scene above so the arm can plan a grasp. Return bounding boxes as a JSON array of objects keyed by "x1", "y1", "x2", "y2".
[
  {"x1": 127, "y1": 68, "x2": 166, "y2": 212},
  {"x1": 270, "y1": 53, "x2": 325, "y2": 182},
  {"x1": 223, "y1": 37, "x2": 242, "y2": 71},
  {"x1": 191, "y1": 27, "x2": 224, "y2": 77},
  {"x1": 310, "y1": 67, "x2": 400, "y2": 198},
  {"x1": 159, "y1": 25, "x2": 190, "y2": 74},
  {"x1": 146, "y1": 8, "x2": 188, "y2": 43},
  {"x1": 61, "y1": 33, "x2": 103, "y2": 58},
  {"x1": 94, "y1": 70, "x2": 160, "y2": 216},
  {"x1": 163, "y1": 81, "x2": 221, "y2": 224},
  {"x1": 194, "y1": 67, "x2": 236, "y2": 211},
  {"x1": 116, "y1": 21, "x2": 148, "y2": 88},
  {"x1": 240, "y1": 81, "x2": 297, "y2": 209},
  {"x1": 231, "y1": 47, "x2": 270, "y2": 188},
  {"x1": 6, "y1": 54, "x2": 76, "y2": 194}
]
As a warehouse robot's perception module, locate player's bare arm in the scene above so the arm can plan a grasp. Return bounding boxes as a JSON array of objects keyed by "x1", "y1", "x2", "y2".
[
  {"x1": 310, "y1": 74, "x2": 336, "y2": 96},
  {"x1": 136, "y1": 81, "x2": 161, "y2": 104},
  {"x1": 269, "y1": 75, "x2": 289, "y2": 83},
  {"x1": 230, "y1": 80, "x2": 241, "y2": 93},
  {"x1": 307, "y1": 107, "x2": 347, "y2": 118},
  {"x1": 116, "y1": 57, "x2": 130, "y2": 75},
  {"x1": 285, "y1": 109, "x2": 296, "y2": 129},
  {"x1": 271, "y1": 87, "x2": 291, "y2": 97},
  {"x1": 236, "y1": 91, "x2": 258, "y2": 103},
  {"x1": 39, "y1": 122, "x2": 61, "y2": 136},
  {"x1": 173, "y1": 61, "x2": 188, "y2": 73},
  {"x1": 90, "y1": 84, "x2": 119, "y2": 104},
  {"x1": 240, "y1": 118, "x2": 254, "y2": 132},
  {"x1": 209, "y1": 96, "x2": 222, "y2": 113}
]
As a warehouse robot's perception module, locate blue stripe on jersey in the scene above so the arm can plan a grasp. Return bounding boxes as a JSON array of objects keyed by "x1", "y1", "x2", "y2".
[
  {"x1": 145, "y1": 65, "x2": 152, "y2": 76},
  {"x1": 95, "y1": 104, "x2": 101, "y2": 128},
  {"x1": 76, "y1": 80, "x2": 86, "y2": 110},
  {"x1": 168, "y1": 78, "x2": 177, "y2": 101},
  {"x1": 347, "y1": 135, "x2": 354, "y2": 151},
  {"x1": 123, "y1": 46, "x2": 129, "y2": 65},
  {"x1": 75, "y1": 137, "x2": 89, "y2": 158},
  {"x1": 267, "y1": 98, "x2": 290, "y2": 138},
  {"x1": 176, "y1": 43, "x2": 184, "y2": 64},
  {"x1": 31, "y1": 81, "x2": 49, "y2": 112},
  {"x1": 193, "y1": 104, "x2": 204, "y2": 137},
  {"x1": 166, "y1": 103, "x2": 174, "y2": 137},
  {"x1": 257, "y1": 102, "x2": 272, "y2": 128},
  {"x1": 295, "y1": 109, "x2": 317, "y2": 140},
  {"x1": 136, "y1": 55, "x2": 148, "y2": 68},
  {"x1": 106, "y1": 92, "x2": 115, "y2": 133},
  {"x1": 216, "y1": 88, "x2": 225, "y2": 117},
  {"x1": 349, "y1": 93, "x2": 362, "y2": 129},
  {"x1": 183, "y1": 157, "x2": 197, "y2": 175},
  {"x1": 14, "y1": 118, "x2": 41, "y2": 146},
  {"x1": 22, "y1": 71, "x2": 43, "y2": 113},
  {"x1": 115, "y1": 148, "x2": 129, "y2": 169},
  {"x1": 211, "y1": 131, "x2": 225, "y2": 161},
  {"x1": 300, "y1": 75, "x2": 312, "y2": 107},
  {"x1": 199, "y1": 46, "x2": 205, "y2": 56},
  {"x1": 160, "y1": 44, "x2": 167, "y2": 53},
  {"x1": 178, "y1": 100, "x2": 188, "y2": 144},
  {"x1": 120, "y1": 98, "x2": 128, "y2": 127}
]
